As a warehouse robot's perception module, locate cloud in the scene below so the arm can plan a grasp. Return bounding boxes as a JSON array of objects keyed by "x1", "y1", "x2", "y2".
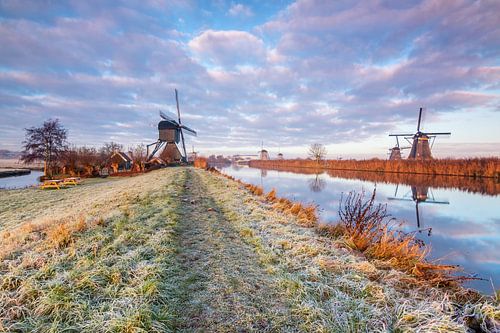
[
  {"x1": 0, "y1": 0, "x2": 499, "y2": 156},
  {"x1": 188, "y1": 30, "x2": 265, "y2": 67},
  {"x1": 228, "y1": 3, "x2": 253, "y2": 17}
]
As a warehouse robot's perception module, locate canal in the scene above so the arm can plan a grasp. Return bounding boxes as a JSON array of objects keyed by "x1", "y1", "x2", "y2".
[{"x1": 219, "y1": 165, "x2": 500, "y2": 295}]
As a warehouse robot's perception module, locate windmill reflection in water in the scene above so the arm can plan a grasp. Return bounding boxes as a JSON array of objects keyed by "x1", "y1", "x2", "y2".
[{"x1": 388, "y1": 184, "x2": 449, "y2": 235}]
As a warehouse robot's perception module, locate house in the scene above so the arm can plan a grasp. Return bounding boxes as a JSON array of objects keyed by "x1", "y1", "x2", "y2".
[
  {"x1": 149, "y1": 156, "x2": 166, "y2": 167},
  {"x1": 110, "y1": 151, "x2": 132, "y2": 173}
]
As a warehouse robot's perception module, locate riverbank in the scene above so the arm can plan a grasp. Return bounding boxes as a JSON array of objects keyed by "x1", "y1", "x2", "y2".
[
  {"x1": 0, "y1": 168, "x2": 498, "y2": 332},
  {"x1": 242, "y1": 164, "x2": 500, "y2": 196},
  {"x1": 0, "y1": 159, "x2": 43, "y2": 171},
  {"x1": 0, "y1": 169, "x2": 30, "y2": 178},
  {"x1": 250, "y1": 158, "x2": 500, "y2": 179}
]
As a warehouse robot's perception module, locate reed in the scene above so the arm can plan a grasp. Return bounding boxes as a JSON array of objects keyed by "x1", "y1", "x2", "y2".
[
  {"x1": 194, "y1": 157, "x2": 208, "y2": 168},
  {"x1": 332, "y1": 189, "x2": 460, "y2": 284},
  {"x1": 250, "y1": 157, "x2": 500, "y2": 179}
]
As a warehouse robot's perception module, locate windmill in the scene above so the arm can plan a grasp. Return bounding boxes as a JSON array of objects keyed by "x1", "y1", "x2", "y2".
[
  {"x1": 146, "y1": 89, "x2": 197, "y2": 163},
  {"x1": 388, "y1": 136, "x2": 411, "y2": 160},
  {"x1": 389, "y1": 107, "x2": 451, "y2": 160},
  {"x1": 388, "y1": 184, "x2": 449, "y2": 233},
  {"x1": 259, "y1": 141, "x2": 269, "y2": 160}
]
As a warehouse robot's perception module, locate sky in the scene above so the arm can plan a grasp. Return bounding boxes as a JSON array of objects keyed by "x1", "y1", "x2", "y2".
[{"x1": 0, "y1": 0, "x2": 499, "y2": 158}]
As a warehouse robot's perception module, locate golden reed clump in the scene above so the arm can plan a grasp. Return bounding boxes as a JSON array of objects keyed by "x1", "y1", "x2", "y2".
[
  {"x1": 194, "y1": 157, "x2": 208, "y2": 168},
  {"x1": 329, "y1": 189, "x2": 463, "y2": 285}
]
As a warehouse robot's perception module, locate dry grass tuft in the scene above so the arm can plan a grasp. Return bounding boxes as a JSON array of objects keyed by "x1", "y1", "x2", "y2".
[
  {"x1": 331, "y1": 189, "x2": 461, "y2": 284},
  {"x1": 289, "y1": 203, "x2": 302, "y2": 215},
  {"x1": 244, "y1": 184, "x2": 264, "y2": 196},
  {"x1": 317, "y1": 223, "x2": 346, "y2": 239},
  {"x1": 74, "y1": 215, "x2": 87, "y2": 232},
  {"x1": 46, "y1": 222, "x2": 73, "y2": 249},
  {"x1": 265, "y1": 189, "x2": 277, "y2": 202}
]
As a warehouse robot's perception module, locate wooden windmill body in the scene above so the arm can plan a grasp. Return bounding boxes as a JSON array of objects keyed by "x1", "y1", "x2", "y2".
[
  {"x1": 389, "y1": 108, "x2": 451, "y2": 160},
  {"x1": 146, "y1": 89, "x2": 197, "y2": 164},
  {"x1": 388, "y1": 136, "x2": 410, "y2": 160}
]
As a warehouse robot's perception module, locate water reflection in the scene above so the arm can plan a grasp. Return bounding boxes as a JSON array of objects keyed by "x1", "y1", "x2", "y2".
[
  {"x1": 308, "y1": 174, "x2": 327, "y2": 193},
  {"x1": 248, "y1": 165, "x2": 500, "y2": 196},
  {"x1": 388, "y1": 185, "x2": 449, "y2": 234},
  {"x1": 219, "y1": 165, "x2": 500, "y2": 295}
]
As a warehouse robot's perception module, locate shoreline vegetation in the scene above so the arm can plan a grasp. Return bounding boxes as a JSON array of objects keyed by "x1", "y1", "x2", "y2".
[
  {"x1": 0, "y1": 167, "x2": 498, "y2": 332},
  {"x1": 243, "y1": 164, "x2": 500, "y2": 196},
  {"x1": 0, "y1": 169, "x2": 30, "y2": 178},
  {"x1": 249, "y1": 157, "x2": 500, "y2": 179}
]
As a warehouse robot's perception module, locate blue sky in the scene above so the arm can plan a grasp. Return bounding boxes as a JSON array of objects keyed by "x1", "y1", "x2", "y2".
[{"x1": 1, "y1": 0, "x2": 499, "y2": 158}]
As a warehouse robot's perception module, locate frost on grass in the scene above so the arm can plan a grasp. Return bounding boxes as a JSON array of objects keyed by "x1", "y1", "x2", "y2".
[
  {"x1": 1, "y1": 167, "x2": 498, "y2": 332},
  {"x1": 0, "y1": 169, "x2": 185, "y2": 332},
  {"x1": 199, "y1": 168, "x2": 500, "y2": 332}
]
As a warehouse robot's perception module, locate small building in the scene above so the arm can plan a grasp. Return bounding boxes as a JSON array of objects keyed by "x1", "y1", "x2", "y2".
[
  {"x1": 148, "y1": 156, "x2": 166, "y2": 169},
  {"x1": 188, "y1": 151, "x2": 198, "y2": 162},
  {"x1": 259, "y1": 149, "x2": 269, "y2": 160},
  {"x1": 110, "y1": 152, "x2": 132, "y2": 173}
]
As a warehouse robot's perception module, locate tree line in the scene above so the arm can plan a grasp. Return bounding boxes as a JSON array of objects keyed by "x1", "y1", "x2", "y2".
[{"x1": 21, "y1": 119, "x2": 147, "y2": 177}]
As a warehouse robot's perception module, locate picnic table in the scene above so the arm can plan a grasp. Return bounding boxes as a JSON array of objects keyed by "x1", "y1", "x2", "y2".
[
  {"x1": 39, "y1": 177, "x2": 82, "y2": 190},
  {"x1": 62, "y1": 177, "x2": 82, "y2": 186},
  {"x1": 40, "y1": 179, "x2": 64, "y2": 190}
]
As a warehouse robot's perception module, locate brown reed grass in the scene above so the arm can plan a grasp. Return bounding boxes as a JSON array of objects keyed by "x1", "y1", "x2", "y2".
[
  {"x1": 250, "y1": 157, "x2": 500, "y2": 179},
  {"x1": 334, "y1": 189, "x2": 460, "y2": 284},
  {"x1": 194, "y1": 157, "x2": 208, "y2": 168}
]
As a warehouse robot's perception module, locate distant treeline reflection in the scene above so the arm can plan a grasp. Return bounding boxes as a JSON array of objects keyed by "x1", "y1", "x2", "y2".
[{"x1": 254, "y1": 165, "x2": 500, "y2": 196}]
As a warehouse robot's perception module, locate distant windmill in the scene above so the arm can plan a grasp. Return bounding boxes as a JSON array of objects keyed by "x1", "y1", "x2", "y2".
[
  {"x1": 388, "y1": 136, "x2": 411, "y2": 160},
  {"x1": 388, "y1": 184, "x2": 449, "y2": 233},
  {"x1": 146, "y1": 89, "x2": 197, "y2": 163},
  {"x1": 259, "y1": 141, "x2": 269, "y2": 160},
  {"x1": 389, "y1": 107, "x2": 451, "y2": 160}
]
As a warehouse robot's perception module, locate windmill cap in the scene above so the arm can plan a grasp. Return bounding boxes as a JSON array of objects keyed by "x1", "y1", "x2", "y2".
[{"x1": 158, "y1": 120, "x2": 179, "y2": 130}]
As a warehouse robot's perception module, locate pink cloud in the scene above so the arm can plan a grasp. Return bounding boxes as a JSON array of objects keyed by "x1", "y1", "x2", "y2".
[{"x1": 188, "y1": 30, "x2": 266, "y2": 66}]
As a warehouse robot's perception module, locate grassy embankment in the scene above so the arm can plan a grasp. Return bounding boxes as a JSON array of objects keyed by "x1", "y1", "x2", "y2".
[
  {"x1": 250, "y1": 158, "x2": 500, "y2": 179},
  {"x1": 1, "y1": 168, "x2": 499, "y2": 332}
]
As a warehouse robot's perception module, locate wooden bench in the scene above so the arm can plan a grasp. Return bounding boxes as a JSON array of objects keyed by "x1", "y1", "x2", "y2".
[
  {"x1": 62, "y1": 177, "x2": 82, "y2": 186},
  {"x1": 40, "y1": 179, "x2": 64, "y2": 190}
]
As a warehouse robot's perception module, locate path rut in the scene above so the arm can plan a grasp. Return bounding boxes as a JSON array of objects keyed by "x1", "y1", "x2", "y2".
[{"x1": 171, "y1": 168, "x2": 293, "y2": 332}]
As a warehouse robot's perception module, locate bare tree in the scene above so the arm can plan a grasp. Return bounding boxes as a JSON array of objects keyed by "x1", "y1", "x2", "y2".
[
  {"x1": 308, "y1": 143, "x2": 327, "y2": 163},
  {"x1": 21, "y1": 119, "x2": 68, "y2": 177},
  {"x1": 101, "y1": 142, "x2": 123, "y2": 155},
  {"x1": 129, "y1": 144, "x2": 146, "y2": 171},
  {"x1": 96, "y1": 142, "x2": 123, "y2": 168}
]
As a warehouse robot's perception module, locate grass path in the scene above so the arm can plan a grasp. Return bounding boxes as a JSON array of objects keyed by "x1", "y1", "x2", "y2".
[{"x1": 170, "y1": 169, "x2": 294, "y2": 332}]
